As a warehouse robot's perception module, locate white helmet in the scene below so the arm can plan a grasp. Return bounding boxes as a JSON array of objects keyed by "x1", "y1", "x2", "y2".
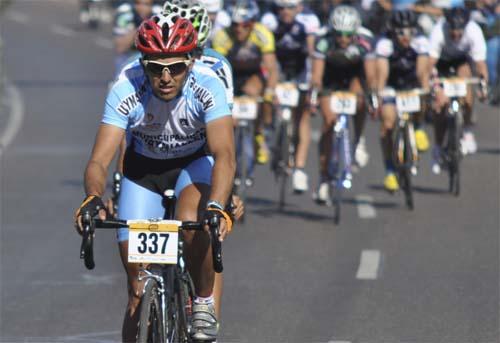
[
  {"x1": 198, "y1": 0, "x2": 223, "y2": 13},
  {"x1": 274, "y1": 0, "x2": 301, "y2": 7},
  {"x1": 329, "y1": 5, "x2": 361, "y2": 32}
]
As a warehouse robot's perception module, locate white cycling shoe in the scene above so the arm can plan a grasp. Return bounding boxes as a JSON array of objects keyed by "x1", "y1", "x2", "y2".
[
  {"x1": 192, "y1": 302, "x2": 218, "y2": 341},
  {"x1": 292, "y1": 169, "x2": 309, "y2": 193},
  {"x1": 354, "y1": 136, "x2": 369, "y2": 168},
  {"x1": 461, "y1": 130, "x2": 477, "y2": 155}
]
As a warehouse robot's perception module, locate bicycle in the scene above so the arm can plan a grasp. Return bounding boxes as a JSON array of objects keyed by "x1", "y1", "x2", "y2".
[
  {"x1": 435, "y1": 77, "x2": 483, "y2": 196},
  {"x1": 379, "y1": 88, "x2": 428, "y2": 210},
  {"x1": 232, "y1": 96, "x2": 259, "y2": 221},
  {"x1": 271, "y1": 82, "x2": 300, "y2": 210},
  {"x1": 324, "y1": 91, "x2": 359, "y2": 224},
  {"x1": 79, "y1": 189, "x2": 223, "y2": 343}
]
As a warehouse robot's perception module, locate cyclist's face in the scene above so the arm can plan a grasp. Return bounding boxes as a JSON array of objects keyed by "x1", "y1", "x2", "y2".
[
  {"x1": 143, "y1": 55, "x2": 193, "y2": 102},
  {"x1": 134, "y1": 0, "x2": 154, "y2": 20},
  {"x1": 449, "y1": 28, "x2": 464, "y2": 42},
  {"x1": 231, "y1": 21, "x2": 254, "y2": 42},
  {"x1": 277, "y1": 5, "x2": 299, "y2": 24},
  {"x1": 395, "y1": 30, "x2": 412, "y2": 48},
  {"x1": 335, "y1": 32, "x2": 353, "y2": 49}
]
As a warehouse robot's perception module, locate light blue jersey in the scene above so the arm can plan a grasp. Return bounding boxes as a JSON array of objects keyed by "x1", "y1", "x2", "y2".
[
  {"x1": 200, "y1": 48, "x2": 234, "y2": 108},
  {"x1": 102, "y1": 59, "x2": 231, "y2": 160}
]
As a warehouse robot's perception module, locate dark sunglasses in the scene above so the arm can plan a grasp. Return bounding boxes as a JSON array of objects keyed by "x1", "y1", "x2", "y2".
[
  {"x1": 142, "y1": 59, "x2": 191, "y2": 77},
  {"x1": 334, "y1": 30, "x2": 355, "y2": 37},
  {"x1": 231, "y1": 21, "x2": 252, "y2": 29},
  {"x1": 395, "y1": 27, "x2": 417, "y2": 37}
]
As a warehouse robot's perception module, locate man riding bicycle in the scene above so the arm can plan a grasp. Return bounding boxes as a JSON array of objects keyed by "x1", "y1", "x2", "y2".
[
  {"x1": 375, "y1": 10, "x2": 431, "y2": 192},
  {"x1": 74, "y1": 14, "x2": 235, "y2": 342},
  {"x1": 310, "y1": 5, "x2": 375, "y2": 203},
  {"x1": 428, "y1": 6, "x2": 489, "y2": 171},
  {"x1": 212, "y1": 1, "x2": 280, "y2": 174},
  {"x1": 261, "y1": 0, "x2": 320, "y2": 193}
]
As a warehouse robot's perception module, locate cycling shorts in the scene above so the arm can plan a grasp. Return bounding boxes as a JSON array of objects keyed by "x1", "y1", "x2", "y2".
[{"x1": 117, "y1": 149, "x2": 214, "y2": 242}]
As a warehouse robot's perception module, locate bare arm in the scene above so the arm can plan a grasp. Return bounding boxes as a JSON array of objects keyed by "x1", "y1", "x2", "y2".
[
  {"x1": 84, "y1": 124, "x2": 126, "y2": 197},
  {"x1": 261, "y1": 53, "x2": 279, "y2": 90},
  {"x1": 311, "y1": 57, "x2": 325, "y2": 90},
  {"x1": 377, "y1": 0, "x2": 392, "y2": 11},
  {"x1": 412, "y1": 4, "x2": 443, "y2": 17},
  {"x1": 206, "y1": 116, "x2": 236, "y2": 207},
  {"x1": 364, "y1": 58, "x2": 378, "y2": 91},
  {"x1": 416, "y1": 55, "x2": 430, "y2": 90},
  {"x1": 376, "y1": 57, "x2": 389, "y2": 91},
  {"x1": 475, "y1": 60, "x2": 488, "y2": 83}
]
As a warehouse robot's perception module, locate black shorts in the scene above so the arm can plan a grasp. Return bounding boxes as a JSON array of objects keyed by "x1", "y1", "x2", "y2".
[
  {"x1": 436, "y1": 56, "x2": 471, "y2": 77},
  {"x1": 123, "y1": 147, "x2": 209, "y2": 194}
]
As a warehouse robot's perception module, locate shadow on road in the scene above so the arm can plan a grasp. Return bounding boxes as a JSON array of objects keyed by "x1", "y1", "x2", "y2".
[{"x1": 477, "y1": 147, "x2": 500, "y2": 155}]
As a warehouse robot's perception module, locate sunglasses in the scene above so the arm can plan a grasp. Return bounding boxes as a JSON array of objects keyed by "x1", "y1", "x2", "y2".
[
  {"x1": 231, "y1": 21, "x2": 252, "y2": 29},
  {"x1": 142, "y1": 59, "x2": 191, "y2": 77},
  {"x1": 395, "y1": 27, "x2": 417, "y2": 37},
  {"x1": 334, "y1": 30, "x2": 354, "y2": 37},
  {"x1": 277, "y1": 4, "x2": 297, "y2": 10}
]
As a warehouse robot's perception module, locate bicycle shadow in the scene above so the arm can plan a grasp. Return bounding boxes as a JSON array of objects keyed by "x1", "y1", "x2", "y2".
[
  {"x1": 246, "y1": 196, "x2": 333, "y2": 222},
  {"x1": 477, "y1": 147, "x2": 500, "y2": 155}
]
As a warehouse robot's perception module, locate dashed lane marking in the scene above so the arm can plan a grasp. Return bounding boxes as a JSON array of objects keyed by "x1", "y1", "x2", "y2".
[
  {"x1": 50, "y1": 24, "x2": 75, "y2": 37},
  {"x1": 356, "y1": 250, "x2": 381, "y2": 280},
  {"x1": 356, "y1": 194, "x2": 377, "y2": 219}
]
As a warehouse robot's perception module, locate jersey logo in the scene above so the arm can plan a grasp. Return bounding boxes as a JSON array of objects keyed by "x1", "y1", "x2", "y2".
[
  {"x1": 117, "y1": 83, "x2": 146, "y2": 116},
  {"x1": 189, "y1": 77, "x2": 215, "y2": 111}
]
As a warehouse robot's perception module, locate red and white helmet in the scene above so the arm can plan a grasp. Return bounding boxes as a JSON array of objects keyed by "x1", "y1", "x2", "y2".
[{"x1": 135, "y1": 14, "x2": 198, "y2": 55}]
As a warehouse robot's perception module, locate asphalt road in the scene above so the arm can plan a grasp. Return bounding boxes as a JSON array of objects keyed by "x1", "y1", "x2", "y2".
[{"x1": 1, "y1": 2, "x2": 499, "y2": 342}]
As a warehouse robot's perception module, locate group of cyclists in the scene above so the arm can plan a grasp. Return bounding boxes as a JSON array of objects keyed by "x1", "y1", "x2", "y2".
[{"x1": 73, "y1": 0, "x2": 498, "y2": 341}]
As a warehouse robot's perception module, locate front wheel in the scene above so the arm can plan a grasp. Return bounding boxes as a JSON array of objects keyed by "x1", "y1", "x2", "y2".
[
  {"x1": 277, "y1": 121, "x2": 290, "y2": 210},
  {"x1": 137, "y1": 280, "x2": 165, "y2": 343}
]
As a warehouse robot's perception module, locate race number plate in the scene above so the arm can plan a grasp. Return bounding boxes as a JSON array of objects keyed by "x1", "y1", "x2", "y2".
[
  {"x1": 276, "y1": 83, "x2": 300, "y2": 107},
  {"x1": 442, "y1": 78, "x2": 467, "y2": 97},
  {"x1": 128, "y1": 220, "x2": 180, "y2": 264},
  {"x1": 233, "y1": 97, "x2": 258, "y2": 120},
  {"x1": 396, "y1": 91, "x2": 421, "y2": 113},
  {"x1": 330, "y1": 92, "x2": 357, "y2": 115}
]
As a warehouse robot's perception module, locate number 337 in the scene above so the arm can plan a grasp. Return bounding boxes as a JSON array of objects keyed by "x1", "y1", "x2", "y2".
[{"x1": 137, "y1": 233, "x2": 170, "y2": 254}]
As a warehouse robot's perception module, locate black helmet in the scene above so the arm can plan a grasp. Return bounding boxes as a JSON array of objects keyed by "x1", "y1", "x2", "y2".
[
  {"x1": 390, "y1": 10, "x2": 417, "y2": 29},
  {"x1": 444, "y1": 7, "x2": 470, "y2": 30}
]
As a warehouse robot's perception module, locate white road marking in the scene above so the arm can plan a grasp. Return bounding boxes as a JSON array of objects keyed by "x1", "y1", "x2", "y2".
[
  {"x1": 356, "y1": 250, "x2": 381, "y2": 280},
  {"x1": 0, "y1": 81, "x2": 25, "y2": 154},
  {"x1": 50, "y1": 24, "x2": 75, "y2": 37},
  {"x1": 9, "y1": 11, "x2": 29, "y2": 24},
  {"x1": 356, "y1": 194, "x2": 377, "y2": 219},
  {"x1": 95, "y1": 37, "x2": 113, "y2": 50}
]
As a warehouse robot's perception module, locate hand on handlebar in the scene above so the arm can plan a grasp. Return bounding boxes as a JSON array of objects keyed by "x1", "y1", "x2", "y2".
[
  {"x1": 74, "y1": 195, "x2": 107, "y2": 235},
  {"x1": 477, "y1": 78, "x2": 489, "y2": 102}
]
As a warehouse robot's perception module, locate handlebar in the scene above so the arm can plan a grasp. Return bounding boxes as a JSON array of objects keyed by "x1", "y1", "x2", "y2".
[{"x1": 80, "y1": 215, "x2": 224, "y2": 273}]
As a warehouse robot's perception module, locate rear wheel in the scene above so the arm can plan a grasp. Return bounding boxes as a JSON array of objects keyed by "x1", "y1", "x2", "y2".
[{"x1": 137, "y1": 280, "x2": 164, "y2": 343}]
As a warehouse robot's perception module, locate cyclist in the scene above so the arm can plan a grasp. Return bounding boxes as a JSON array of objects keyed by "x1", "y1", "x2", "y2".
[
  {"x1": 113, "y1": 0, "x2": 161, "y2": 75},
  {"x1": 212, "y1": 1, "x2": 279, "y2": 173},
  {"x1": 162, "y1": 0, "x2": 234, "y2": 320},
  {"x1": 375, "y1": 10, "x2": 431, "y2": 192},
  {"x1": 74, "y1": 15, "x2": 235, "y2": 342},
  {"x1": 261, "y1": 0, "x2": 319, "y2": 192},
  {"x1": 428, "y1": 6, "x2": 488, "y2": 172},
  {"x1": 310, "y1": 5, "x2": 375, "y2": 203}
]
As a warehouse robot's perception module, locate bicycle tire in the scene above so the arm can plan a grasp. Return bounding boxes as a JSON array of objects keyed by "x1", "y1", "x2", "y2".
[
  {"x1": 278, "y1": 121, "x2": 289, "y2": 210},
  {"x1": 447, "y1": 111, "x2": 462, "y2": 196},
  {"x1": 174, "y1": 270, "x2": 195, "y2": 343},
  {"x1": 331, "y1": 132, "x2": 343, "y2": 224},
  {"x1": 402, "y1": 124, "x2": 414, "y2": 210},
  {"x1": 234, "y1": 125, "x2": 248, "y2": 222},
  {"x1": 137, "y1": 280, "x2": 165, "y2": 343}
]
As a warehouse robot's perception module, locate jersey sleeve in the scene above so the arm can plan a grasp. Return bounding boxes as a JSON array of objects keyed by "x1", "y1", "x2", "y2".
[
  {"x1": 313, "y1": 35, "x2": 329, "y2": 59},
  {"x1": 467, "y1": 21, "x2": 487, "y2": 61},
  {"x1": 253, "y1": 23, "x2": 275, "y2": 54},
  {"x1": 211, "y1": 29, "x2": 232, "y2": 56},
  {"x1": 429, "y1": 22, "x2": 445, "y2": 59},
  {"x1": 102, "y1": 87, "x2": 130, "y2": 130},
  {"x1": 190, "y1": 73, "x2": 231, "y2": 123},
  {"x1": 412, "y1": 35, "x2": 430, "y2": 55},
  {"x1": 375, "y1": 38, "x2": 394, "y2": 58}
]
